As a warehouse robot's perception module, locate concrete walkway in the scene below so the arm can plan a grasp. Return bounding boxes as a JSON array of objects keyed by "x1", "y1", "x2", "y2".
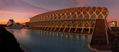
[{"x1": 90, "y1": 19, "x2": 110, "y2": 50}]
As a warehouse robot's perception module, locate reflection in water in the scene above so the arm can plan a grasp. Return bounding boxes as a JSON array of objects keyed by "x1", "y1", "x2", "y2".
[
  {"x1": 7, "y1": 29, "x2": 94, "y2": 52},
  {"x1": 8, "y1": 29, "x2": 31, "y2": 41}
]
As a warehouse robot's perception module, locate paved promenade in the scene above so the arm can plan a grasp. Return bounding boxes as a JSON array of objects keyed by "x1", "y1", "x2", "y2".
[{"x1": 90, "y1": 19, "x2": 110, "y2": 50}]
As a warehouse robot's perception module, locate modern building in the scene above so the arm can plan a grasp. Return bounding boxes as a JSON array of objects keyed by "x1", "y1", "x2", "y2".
[
  {"x1": 7, "y1": 19, "x2": 15, "y2": 27},
  {"x1": 28, "y1": 7, "x2": 108, "y2": 34},
  {"x1": 7, "y1": 19, "x2": 24, "y2": 29},
  {"x1": 108, "y1": 21, "x2": 117, "y2": 27}
]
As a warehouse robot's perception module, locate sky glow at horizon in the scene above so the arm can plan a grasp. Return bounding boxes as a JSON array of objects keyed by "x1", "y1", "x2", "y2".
[{"x1": 0, "y1": 0, "x2": 119, "y2": 24}]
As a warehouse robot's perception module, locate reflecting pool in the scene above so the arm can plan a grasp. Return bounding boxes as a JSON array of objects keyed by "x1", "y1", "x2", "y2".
[{"x1": 7, "y1": 29, "x2": 94, "y2": 52}]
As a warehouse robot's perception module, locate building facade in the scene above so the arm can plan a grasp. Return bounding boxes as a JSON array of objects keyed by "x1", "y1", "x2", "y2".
[
  {"x1": 108, "y1": 21, "x2": 117, "y2": 27},
  {"x1": 28, "y1": 7, "x2": 108, "y2": 34}
]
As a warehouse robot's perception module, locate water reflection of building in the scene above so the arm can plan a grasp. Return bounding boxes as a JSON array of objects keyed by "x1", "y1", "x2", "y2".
[
  {"x1": 28, "y1": 7, "x2": 108, "y2": 34},
  {"x1": 33, "y1": 30, "x2": 92, "y2": 40},
  {"x1": 108, "y1": 21, "x2": 117, "y2": 27}
]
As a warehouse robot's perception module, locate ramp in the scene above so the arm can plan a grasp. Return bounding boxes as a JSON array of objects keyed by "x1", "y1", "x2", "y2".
[{"x1": 90, "y1": 19, "x2": 110, "y2": 50}]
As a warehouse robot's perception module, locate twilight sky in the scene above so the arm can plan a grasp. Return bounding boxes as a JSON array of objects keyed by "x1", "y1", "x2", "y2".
[{"x1": 0, "y1": 0, "x2": 119, "y2": 24}]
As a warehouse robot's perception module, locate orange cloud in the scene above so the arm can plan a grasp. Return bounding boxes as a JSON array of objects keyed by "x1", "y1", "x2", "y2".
[
  {"x1": 14, "y1": 19, "x2": 30, "y2": 23},
  {"x1": 0, "y1": 10, "x2": 38, "y2": 17},
  {"x1": 0, "y1": 19, "x2": 29, "y2": 24},
  {"x1": 106, "y1": 17, "x2": 118, "y2": 22},
  {"x1": 76, "y1": 0, "x2": 90, "y2": 7},
  {"x1": 0, "y1": 10, "x2": 39, "y2": 24}
]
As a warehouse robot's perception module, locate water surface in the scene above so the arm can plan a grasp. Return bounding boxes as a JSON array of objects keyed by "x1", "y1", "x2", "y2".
[{"x1": 8, "y1": 29, "x2": 94, "y2": 52}]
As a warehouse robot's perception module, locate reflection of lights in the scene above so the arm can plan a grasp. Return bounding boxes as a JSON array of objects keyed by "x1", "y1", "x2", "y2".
[
  {"x1": 61, "y1": 34, "x2": 63, "y2": 37},
  {"x1": 69, "y1": 35, "x2": 73, "y2": 40},
  {"x1": 56, "y1": 33, "x2": 59, "y2": 37},
  {"x1": 88, "y1": 35, "x2": 92, "y2": 41},
  {"x1": 11, "y1": 29, "x2": 31, "y2": 41},
  {"x1": 76, "y1": 35, "x2": 79, "y2": 40},
  {"x1": 65, "y1": 35, "x2": 68, "y2": 39},
  {"x1": 52, "y1": 32, "x2": 55, "y2": 37},
  {"x1": 81, "y1": 35, "x2": 85, "y2": 40}
]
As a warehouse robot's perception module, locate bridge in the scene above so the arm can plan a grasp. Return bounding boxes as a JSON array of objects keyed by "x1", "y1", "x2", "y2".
[{"x1": 90, "y1": 19, "x2": 119, "y2": 52}]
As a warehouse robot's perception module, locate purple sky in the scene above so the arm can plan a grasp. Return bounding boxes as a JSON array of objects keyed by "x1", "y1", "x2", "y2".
[
  {"x1": 0, "y1": 0, "x2": 119, "y2": 23},
  {"x1": 23, "y1": 0, "x2": 119, "y2": 21}
]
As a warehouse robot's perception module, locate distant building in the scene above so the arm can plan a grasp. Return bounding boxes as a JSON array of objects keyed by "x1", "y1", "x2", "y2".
[
  {"x1": 7, "y1": 19, "x2": 15, "y2": 27},
  {"x1": 108, "y1": 21, "x2": 117, "y2": 27},
  {"x1": 7, "y1": 19, "x2": 24, "y2": 29}
]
